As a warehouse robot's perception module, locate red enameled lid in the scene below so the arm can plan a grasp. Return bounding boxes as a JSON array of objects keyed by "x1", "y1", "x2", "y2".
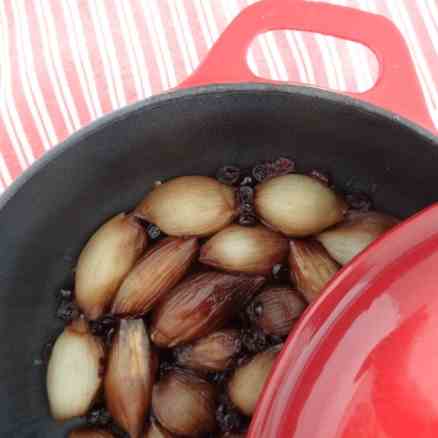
[{"x1": 249, "y1": 204, "x2": 438, "y2": 438}]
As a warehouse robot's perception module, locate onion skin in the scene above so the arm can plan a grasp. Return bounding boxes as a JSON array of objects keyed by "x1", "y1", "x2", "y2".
[
  {"x1": 247, "y1": 286, "x2": 306, "y2": 336},
  {"x1": 47, "y1": 318, "x2": 104, "y2": 421},
  {"x1": 289, "y1": 239, "x2": 340, "y2": 303},
  {"x1": 227, "y1": 345, "x2": 282, "y2": 416},
  {"x1": 111, "y1": 237, "x2": 198, "y2": 316},
  {"x1": 254, "y1": 174, "x2": 347, "y2": 236},
  {"x1": 152, "y1": 369, "x2": 217, "y2": 437},
  {"x1": 69, "y1": 428, "x2": 115, "y2": 438},
  {"x1": 150, "y1": 272, "x2": 266, "y2": 347},
  {"x1": 104, "y1": 319, "x2": 154, "y2": 438},
  {"x1": 135, "y1": 176, "x2": 238, "y2": 237},
  {"x1": 200, "y1": 224, "x2": 289, "y2": 275},
  {"x1": 76, "y1": 213, "x2": 147, "y2": 320},
  {"x1": 175, "y1": 329, "x2": 241, "y2": 372},
  {"x1": 317, "y1": 211, "x2": 399, "y2": 265}
]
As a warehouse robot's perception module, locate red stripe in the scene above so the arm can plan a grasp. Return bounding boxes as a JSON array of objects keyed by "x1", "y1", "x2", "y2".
[
  {"x1": 272, "y1": 31, "x2": 302, "y2": 84},
  {"x1": 78, "y1": 2, "x2": 113, "y2": 114},
  {"x1": 50, "y1": 0, "x2": 92, "y2": 126},
  {"x1": 24, "y1": 1, "x2": 68, "y2": 141},
  {"x1": 0, "y1": 118, "x2": 22, "y2": 179},
  {"x1": 406, "y1": 1, "x2": 438, "y2": 89},
  {"x1": 104, "y1": 0, "x2": 137, "y2": 103},
  {"x1": 332, "y1": 37, "x2": 352, "y2": 92},
  {"x1": 157, "y1": 2, "x2": 187, "y2": 84},
  {"x1": 5, "y1": 0, "x2": 45, "y2": 160},
  {"x1": 130, "y1": 0, "x2": 163, "y2": 94},
  {"x1": 210, "y1": 0, "x2": 228, "y2": 33},
  {"x1": 303, "y1": 32, "x2": 331, "y2": 89},
  {"x1": 183, "y1": 0, "x2": 210, "y2": 67},
  {"x1": 372, "y1": 0, "x2": 391, "y2": 19}
]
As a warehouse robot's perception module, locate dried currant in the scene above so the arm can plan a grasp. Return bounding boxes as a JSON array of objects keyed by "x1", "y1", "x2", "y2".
[
  {"x1": 268, "y1": 335, "x2": 284, "y2": 345},
  {"x1": 239, "y1": 175, "x2": 254, "y2": 187},
  {"x1": 236, "y1": 186, "x2": 256, "y2": 226},
  {"x1": 241, "y1": 328, "x2": 268, "y2": 354},
  {"x1": 216, "y1": 401, "x2": 247, "y2": 432},
  {"x1": 216, "y1": 166, "x2": 241, "y2": 186},
  {"x1": 158, "y1": 361, "x2": 174, "y2": 379},
  {"x1": 252, "y1": 157, "x2": 295, "y2": 183},
  {"x1": 272, "y1": 157, "x2": 295, "y2": 176},
  {"x1": 209, "y1": 369, "x2": 231, "y2": 386},
  {"x1": 146, "y1": 223, "x2": 163, "y2": 240},
  {"x1": 56, "y1": 300, "x2": 80, "y2": 323},
  {"x1": 309, "y1": 169, "x2": 330, "y2": 185},
  {"x1": 86, "y1": 405, "x2": 112, "y2": 427},
  {"x1": 238, "y1": 186, "x2": 254, "y2": 206},
  {"x1": 271, "y1": 263, "x2": 289, "y2": 283},
  {"x1": 238, "y1": 214, "x2": 257, "y2": 227},
  {"x1": 252, "y1": 162, "x2": 272, "y2": 183},
  {"x1": 90, "y1": 316, "x2": 118, "y2": 338},
  {"x1": 346, "y1": 192, "x2": 373, "y2": 212}
]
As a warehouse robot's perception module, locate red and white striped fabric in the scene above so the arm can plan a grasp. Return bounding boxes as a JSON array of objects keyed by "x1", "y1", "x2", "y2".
[{"x1": 0, "y1": 0, "x2": 437, "y2": 194}]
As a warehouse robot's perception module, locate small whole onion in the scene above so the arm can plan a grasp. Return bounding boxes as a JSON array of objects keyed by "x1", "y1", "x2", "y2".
[
  {"x1": 105, "y1": 319, "x2": 154, "y2": 438},
  {"x1": 200, "y1": 224, "x2": 289, "y2": 275},
  {"x1": 75, "y1": 213, "x2": 147, "y2": 320},
  {"x1": 254, "y1": 174, "x2": 347, "y2": 236},
  {"x1": 247, "y1": 286, "x2": 306, "y2": 336},
  {"x1": 289, "y1": 239, "x2": 340, "y2": 303},
  {"x1": 175, "y1": 329, "x2": 241, "y2": 372},
  {"x1": 135, "y1": 176, "x2": 238, "y2": 236},
  {"x1": 111, "y1": 237, "x2": 198, "y2": 316},
  {"x1": 152, "y1": 369, "x2": 217, "y2": 437},
  {"x1": 47, "y1": 318, "x2": 104, "y2": 421},
  {"x1": 228, "y1": 345, "x2": 282, "y2": 416},
  {"x1": 317, "y1": 211, "x2": 398, "y2": 265},
  {"x1": 150, "y1": 272, "x2": 266, "y2": 347}
]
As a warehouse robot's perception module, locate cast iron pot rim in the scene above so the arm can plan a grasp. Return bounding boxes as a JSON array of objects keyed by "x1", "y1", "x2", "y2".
[{"x1": 1, "y1": 82, "x2": 437, "y2": 213}]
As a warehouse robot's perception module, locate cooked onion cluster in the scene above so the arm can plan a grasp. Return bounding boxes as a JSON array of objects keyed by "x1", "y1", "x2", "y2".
[{"x1": 45, "y1": 158, "x2": 397, "y2": 437}]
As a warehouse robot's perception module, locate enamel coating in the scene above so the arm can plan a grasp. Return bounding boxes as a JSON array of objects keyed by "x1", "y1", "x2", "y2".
[{"x1": 250, "y1": 204, "x2": 438, "y2": 438}]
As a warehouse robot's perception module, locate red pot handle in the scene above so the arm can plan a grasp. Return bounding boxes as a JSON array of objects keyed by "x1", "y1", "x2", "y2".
[{"x1": 179, "y1": 0, "x2": 435, "y2": 132}]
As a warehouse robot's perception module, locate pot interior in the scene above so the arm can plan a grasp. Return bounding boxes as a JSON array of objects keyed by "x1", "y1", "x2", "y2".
[{"x1": 0, "y1": 84, "x2": 437, "y2": 437}]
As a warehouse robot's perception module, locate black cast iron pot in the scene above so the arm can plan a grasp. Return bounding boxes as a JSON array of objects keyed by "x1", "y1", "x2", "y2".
[{"x1": 0, "y1": 1, "x2": 437, "y2": 437}]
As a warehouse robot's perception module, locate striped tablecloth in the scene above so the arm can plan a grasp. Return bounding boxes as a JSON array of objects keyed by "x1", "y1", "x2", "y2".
[{"x1": 0, "y1": 0, "x2": 437, "y2": 194}]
